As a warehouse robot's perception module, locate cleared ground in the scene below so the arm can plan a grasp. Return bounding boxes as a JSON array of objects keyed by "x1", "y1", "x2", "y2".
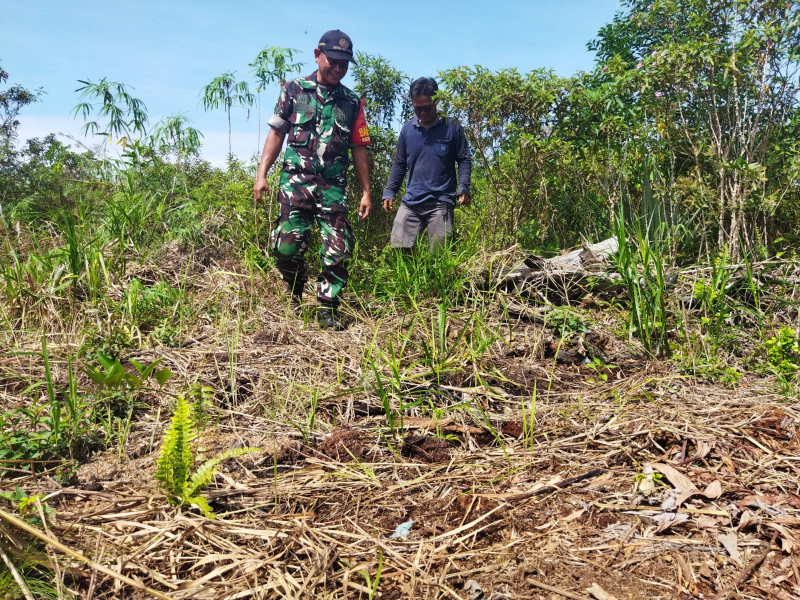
[{"x1": 1, "y1": 245, "x2": 798, "y2": 600}]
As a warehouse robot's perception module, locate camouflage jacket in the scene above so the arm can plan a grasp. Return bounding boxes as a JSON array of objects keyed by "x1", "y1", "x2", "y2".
[{"x1": 268, "y1": 72, "x2": 361, "y2": 185}]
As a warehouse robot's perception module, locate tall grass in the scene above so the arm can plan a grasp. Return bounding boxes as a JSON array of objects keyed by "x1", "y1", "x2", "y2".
[
  {"x1": 353, "y1": 225, "x2": 482, "y2": 310},
  {"x1": 693, "y1": 248, "x2": 732, "y2": 345},
  {"x1": 613, "y1": 206, "x2": 671, "y2": 358},
  {"x1": 0, "y1": 245, "x2": 73, "y2": 332}
]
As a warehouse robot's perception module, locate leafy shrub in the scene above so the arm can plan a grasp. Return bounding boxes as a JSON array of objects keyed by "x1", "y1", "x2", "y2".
[
  {"x1": 0, "y1": 406, "x2": 72, "y2": 475},
  {"x1": 765, "y1": 327, "x2": 800, "y2": 375},
  {"x1": 117, "y1": 279, "x2": 194, "y2": 346}
]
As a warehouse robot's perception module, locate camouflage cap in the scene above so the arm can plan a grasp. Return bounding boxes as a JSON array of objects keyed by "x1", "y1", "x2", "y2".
[{"x1": 318, "y1": 30, "x2": 357, "y2": 65}]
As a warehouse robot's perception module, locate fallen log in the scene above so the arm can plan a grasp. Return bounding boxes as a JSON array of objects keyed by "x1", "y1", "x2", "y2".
[{"x1": 499, "y1": 236, "x2": 624, "y2": 304}]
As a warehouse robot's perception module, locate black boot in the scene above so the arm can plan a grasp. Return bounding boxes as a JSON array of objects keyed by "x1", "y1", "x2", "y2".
[
  {"x1": 317, "y1": 302, "x2": 345, "y2": 331},
  {"x1": 288, "y1": 278, "x2": 305, "y2": 316}
]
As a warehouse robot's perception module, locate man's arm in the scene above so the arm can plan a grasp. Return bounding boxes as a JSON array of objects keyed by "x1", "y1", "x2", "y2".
[
  {"x1": 352, "y1": 145, "x2": 372, "y2": 220},
  {"x1": 382, "y1": 129, "x2": 408, "y2": 212},
  {"x1": 455, "y1": 124, "x2": 472, "y2": 206},
  {"x1": 253, "y1": 128, "x2": 286, "y2": 203},
  {"x1": 254, "y1": 81, "x2": 294, "y2": 203}
]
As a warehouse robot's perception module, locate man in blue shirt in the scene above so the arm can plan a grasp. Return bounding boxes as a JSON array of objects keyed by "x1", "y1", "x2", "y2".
[{"x1": 382, "y1": 77, "x2": 472, "y2": 251}]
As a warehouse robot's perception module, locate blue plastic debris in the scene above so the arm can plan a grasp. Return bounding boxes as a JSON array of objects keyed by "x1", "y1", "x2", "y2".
[{"x1": 389, "y1": 518, "x2": 414, "y2": 539}]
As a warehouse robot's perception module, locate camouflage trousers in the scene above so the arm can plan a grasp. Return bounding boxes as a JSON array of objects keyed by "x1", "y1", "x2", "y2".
[{"x1": 270, "y1": 172, "x2": 355, "y2": 305}]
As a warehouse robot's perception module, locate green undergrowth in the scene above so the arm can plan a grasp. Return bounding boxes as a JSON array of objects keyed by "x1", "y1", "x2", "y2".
[
  {"x1": 0, "y1": 147, "x2": 798, "y2": 492},
  {"x1": 351, "y1": 222, "x2": 489, "y2": 311},
  {"x1": 0, "y1": 341, "x2": 171, "y2": 479}
]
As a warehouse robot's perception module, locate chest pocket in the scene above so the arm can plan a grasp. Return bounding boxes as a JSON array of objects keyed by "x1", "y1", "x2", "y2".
[
  {"x1": 434, "y1": 138, "x2": 451, "y2": 158},
  {"x1": 333, "y1": 103, "x2": 356, "y2": 141},
  {"x1": 289, "y1": 101, "x2": 316, "y2": 148}
]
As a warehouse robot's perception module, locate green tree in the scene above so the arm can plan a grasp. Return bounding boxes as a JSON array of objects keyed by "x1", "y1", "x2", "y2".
[
  {"x1": 200, "y1": 72, "x2": 254, "y2": 164},
  {"x1": 589, "y1": 0, "x2": 800, "y2": 257},
  {"x1": 351, "y1": 52, "x2": 409, "y2": 130},
  {"x1": 249, "y1": 46, "x2": 303, "y2": 151},
  {"x1": 150, "y1": 114, "x2": 203, "y2": 170},
  {"x1": 348, "y1": 53, "x2": 409, "y2": 249},
  {"x1": 0, "y1": 63, "x2": 42, "y2": 213},
  {"x1": 0, "y1": 64, "x2": 40, "y2": 142},
  {"x1": 72, "y1": 78, "x2": 149, "y2": 146},
  {"x1": 438, "y1": 66, "x2": 577, "y2": 246}
]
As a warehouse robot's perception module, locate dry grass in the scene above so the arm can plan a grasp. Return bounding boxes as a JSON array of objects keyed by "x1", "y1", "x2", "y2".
[{"x1": 0, "y1": 245, "x2": 798, "y2": 600}]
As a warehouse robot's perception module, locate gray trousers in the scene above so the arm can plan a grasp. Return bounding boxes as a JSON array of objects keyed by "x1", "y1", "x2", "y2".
[{"x1": 390, "y1": 198, "x2": 454, "y2": 252}]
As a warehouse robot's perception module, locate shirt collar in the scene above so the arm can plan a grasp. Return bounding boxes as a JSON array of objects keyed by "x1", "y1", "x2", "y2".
[
  {"x1": 302, "y1": 71, "x2": 340, "y2": 97},
  {"x1": 413, "y1": 114, "x2": 442, "y2": 129}
]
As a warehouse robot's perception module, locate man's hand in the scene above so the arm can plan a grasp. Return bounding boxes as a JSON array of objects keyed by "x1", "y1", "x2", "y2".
[
  {"x1": 352, "y1": 146, "x2": 371, "y2": 220},
  {"x1": 253, "y1": 128, "x2": 285, "y2": 204},
  {"x1": 253, "y1": 175, "x2": 268, "y2": 204},
  {"x1": 383, "y1": 197, "x2": 394, "y2": 212},
  {"x1": 358, "y1": 191, "x2": 372, "y2": 220},
  {"x1": 457, "y1": 193, "x2": 471, "y2": 206}
]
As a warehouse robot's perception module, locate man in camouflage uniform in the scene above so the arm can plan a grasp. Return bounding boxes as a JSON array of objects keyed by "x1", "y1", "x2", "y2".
[{"x1": 253, "y1": 30, "x2": 371, "y2": 331}]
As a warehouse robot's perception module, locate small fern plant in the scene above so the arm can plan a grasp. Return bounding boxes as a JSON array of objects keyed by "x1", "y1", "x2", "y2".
[{"x1": 155, "y1": 393, "x2": 257, "y2": 517}]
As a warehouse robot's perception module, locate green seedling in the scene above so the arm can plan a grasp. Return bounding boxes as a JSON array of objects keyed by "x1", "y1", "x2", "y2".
[
  {"x1": 613, "y1": 206, "x2": 671, "y2": 358},
  {"x1": 155, "y1": 392, "x2": 258, "y2": 518},
  {"x1": 356, "y1": 547, "x2": 383, "y2": 600},
  {"x1": 83, "y1": 352, "x2": 171, "y2": 390},
  {"x1": 586, "y1": 357, "x2": 618, "y2": 383}
]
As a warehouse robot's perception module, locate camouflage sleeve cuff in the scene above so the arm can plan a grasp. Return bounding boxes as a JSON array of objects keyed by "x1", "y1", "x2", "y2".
[{"x1": 268, "y1": 115, "x2": 290, "y2": 133}]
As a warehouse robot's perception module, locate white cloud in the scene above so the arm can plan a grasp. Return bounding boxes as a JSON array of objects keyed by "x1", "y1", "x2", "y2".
[
  {"x1": 201, "y1": 130, "x2": 263, "y2": 168},
  {"x1": 17, "y1": 115, "x2": 87, "y2": 148}
]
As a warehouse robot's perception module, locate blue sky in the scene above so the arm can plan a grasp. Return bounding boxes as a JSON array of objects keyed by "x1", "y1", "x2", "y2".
[{"x1": 4, "y1": 0, "x2": 622, "y2": 167}]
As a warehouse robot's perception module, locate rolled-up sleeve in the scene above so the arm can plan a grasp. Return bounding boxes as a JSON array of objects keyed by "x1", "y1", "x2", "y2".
[{"x1": 267, "y1": 86, "x2": 291, "y2": 133}]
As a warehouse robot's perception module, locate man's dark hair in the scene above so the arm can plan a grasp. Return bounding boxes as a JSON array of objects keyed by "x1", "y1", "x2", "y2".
[{"x1": 409, "y1": 77, "x2": 438, "y2": 100}]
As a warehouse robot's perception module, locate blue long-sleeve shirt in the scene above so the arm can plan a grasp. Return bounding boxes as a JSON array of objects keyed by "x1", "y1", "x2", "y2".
[{"x1": 382, "y1": 116, "x2": 472, "y2": 205}]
